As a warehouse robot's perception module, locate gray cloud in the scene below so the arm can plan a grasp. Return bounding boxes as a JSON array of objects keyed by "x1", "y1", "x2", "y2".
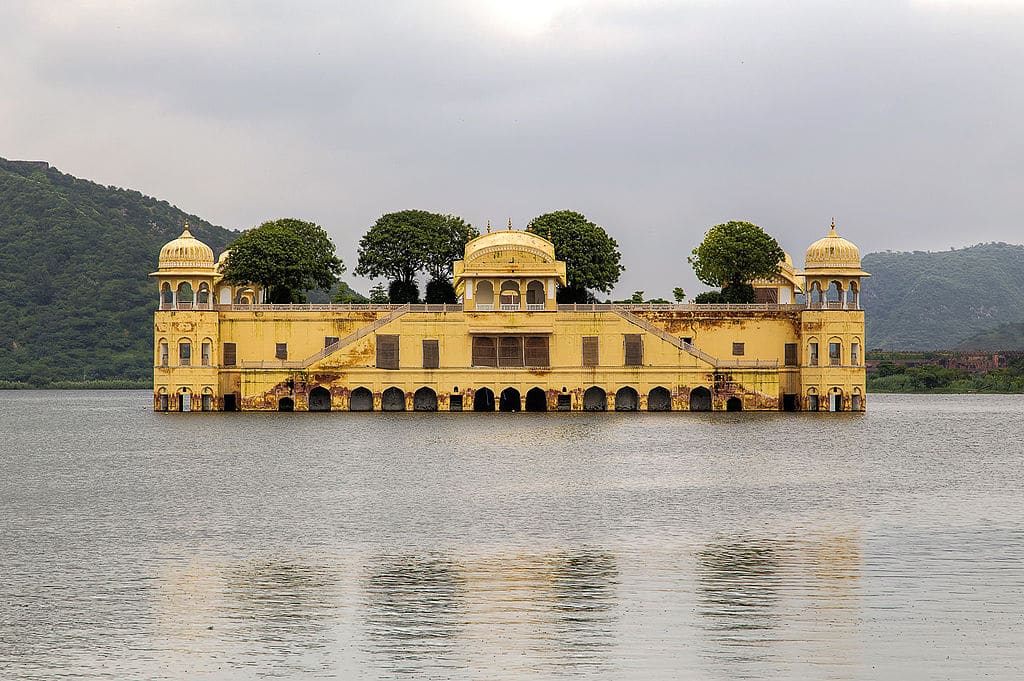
[{"x1": 2, "y1": 0, "x2": 1022, "y2": 297}]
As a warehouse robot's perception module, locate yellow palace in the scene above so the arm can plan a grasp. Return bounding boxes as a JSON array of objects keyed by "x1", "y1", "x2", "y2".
[{"x1": 151, "y1": 222, "x2": 868, "y2": 413}]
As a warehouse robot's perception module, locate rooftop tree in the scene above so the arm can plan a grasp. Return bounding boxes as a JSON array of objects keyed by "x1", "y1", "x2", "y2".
[
  {"x1": 688, "y1": 220, "x2": 784, "y2": 303},
  {"x1": 527, "y1": 210, "x2": 624, "y2": 303}
]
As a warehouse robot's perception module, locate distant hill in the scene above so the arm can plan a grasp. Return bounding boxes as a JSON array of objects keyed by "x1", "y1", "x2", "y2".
[
  {"x1": 862, "y1": 243, "x2": 1024, "y2": 350},
  {"x1": 0, "y1": 158, "x2": 241, "y2": 385},
  {"x1": 956, "y1": 321, "x2": 1024, "y2": 351}
]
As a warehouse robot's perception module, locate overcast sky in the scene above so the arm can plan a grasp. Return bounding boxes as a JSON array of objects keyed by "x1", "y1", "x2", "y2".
[{"x1": 2, "y1": 0, "x2": 1022, "y2": 297}]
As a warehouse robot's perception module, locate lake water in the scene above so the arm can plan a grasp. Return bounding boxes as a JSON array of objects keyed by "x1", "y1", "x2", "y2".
[{"x1": 1, "y1": 391, "x2": 1022, "y2": 680}]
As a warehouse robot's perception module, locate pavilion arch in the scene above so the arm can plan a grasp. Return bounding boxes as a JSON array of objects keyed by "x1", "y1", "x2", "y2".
[
  {"x1": 726, "y1": 396, "x2": 742, "y2": 412},
  {"x1": 381, "y1": 387, "x2": 406, "y2": 411},
  {"x1": 278, "y1": 396, "x2": 294, "y2": 412},
  {"x1": 177, "y1": 282, "x2": 194, "y2": 305},
  {"x1": 476, "y1": 281, "x2": 494, "y2": 306},
  {"x1": 349, "y1": 387, "x2": 373, "y2": 411},
  {"x1": 474, "y1": 387, "x2": 495, "y2": 411},
  {"x1": 235, "y1": 288, "x2": 256, "y2": 305},
  {"x1": 615, "y1": 386, "x2": 639, "y2": 411},
  {"x1": 525, "y1": 387, "x2": 547, "y2": 412},
  {"x1": 689, "y1": 386, "x2": 712, "y2": 412},
  {"x1": 826, "y1": 280, "x2": 844, "y2": 306},
  {"x1": 648, "y1": 386, "x2": 672, "y2": 411},
  {"x1": 526, "y1": 280, "x2": 545, "y2": 306},
  {"x1": 414, "y1": 387, "x2": 438, "y2": 412},
  {"x1": 160, "y1": 283, "x2": 173, "y2": 307},
  {"x1": 499, "y1": 387, "x2": 521, "y2": 412},
  {"x1": 583, "y1": 386, "x2": 607, "y2": 411},
  {"x1": 196, "y1": 282, "x2": 211, "y2": 306},
  {"x1": 846, "y1": 280, "x2": 860, "y2": 308},
  {"x1": 808, "y1": 281, "x2": 823, "y2": 305},
  {"x1": 499, "y1": 281, "x2": 520, "y2": 308},
  {"x1": 309, "y1": 386, "x2": 332, "y2": 412}
]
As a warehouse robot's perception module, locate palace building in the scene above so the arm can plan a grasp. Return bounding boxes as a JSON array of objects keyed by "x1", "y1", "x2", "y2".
[{"x1": 151, "y1": 222, "x2": 868, "y2": 413}]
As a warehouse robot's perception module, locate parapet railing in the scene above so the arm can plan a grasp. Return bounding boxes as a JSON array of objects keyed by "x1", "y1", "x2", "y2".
[
  {"x1": 557, "y1": 303, "x2": 809, "y2": 312},
  {"x1": 217, "y1": 303, "x2": 462, "y2": 312}
]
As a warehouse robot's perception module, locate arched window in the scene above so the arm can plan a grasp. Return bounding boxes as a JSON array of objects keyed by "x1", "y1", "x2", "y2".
[
  {"x1": 526, "y1": 280, "x2": 545, "y2": 309},
  {"x1": 160, "y1": 283, "x2": 174, "y2": 308},
  {"x1": 476, "y1": 281, "x2": 494, "y2": 310},
  {"x1": 828, "y1": 337, "x2": 842, "y2": 366},
  {"x1": 500, "y1": 281, "x2": 520, "y2": 310},
  {"x1": 847, "y1": 281, "x2": 860, "y2": 309},
  {"x1": 157, "y1": 338, "x2": 169, "y2": 367},
  {"x1": 178, "y1": 340, "x2": 192, "y2": 366},
  {"x1": 807, "y1": 337, "x2": 819, "y2": 367},
  {"x1": 177, "y1": 282, "x2": 194, "y2": 308},
  {"x1": 809, "y1": 282, "x2": 823, "y2": 306},
  {"x1": 197, "y1": 283, "x2": 210, "y2": 306},
  {"x1": 827, "y1": 280, "x2": 843, "y2": 308}
]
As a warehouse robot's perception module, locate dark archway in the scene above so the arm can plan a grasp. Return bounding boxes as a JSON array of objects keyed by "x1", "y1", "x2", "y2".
[
  {"x1": 583, "y1": 386, "x2": 607, "y2": 411},
  {"x1": 648, "y1": 386, "x2": 671, "y2": 411},
  {"x1": 414, "y1": 387, "x2": 438, "y2": 411},
  {"x1": 689, "y1": 387, "x2": 712, "y2": 412},
  {"x1": 278, "y1": 397, "x2": 294, "y2": 412},
  {"x1": 525, "y1": 387, "x2": 547, "y2": 412},
  {"x1": 350, "y1": 387, "x2": 373, "y2": 411},
  {"x1": 309, "y1": 386, "x2": 332, "y2": 412},
  {"x1": 473, "y1": 387, "x2": 495, "y2": 412},
  {"x1": 726, "y1": 396, "x2": 742, "y2": 412},
  {"x1": 615, "y1": 386, "x2": 639, "y2": 411},
  {"x1": 382, "y1": 387, "x2": 406, "y2": 411},
  {"x1": 499, "y1": 387, "x2": 521, "y2": 412}
]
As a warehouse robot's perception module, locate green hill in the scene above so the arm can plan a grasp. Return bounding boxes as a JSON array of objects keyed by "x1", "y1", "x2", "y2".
[
  {"x1": 861, "y1": 243, "x2": 1024, "y2": 350},
  {"x1": 956, "y1": 321, "x2": 1024, "y2": 351},
  {"x1": 0, "y1": 158, "x2": 239, "y2": 386}
]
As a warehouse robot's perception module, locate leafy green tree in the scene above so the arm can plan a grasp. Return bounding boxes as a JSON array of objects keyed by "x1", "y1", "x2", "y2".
[
  {"x1": 425, "y1": 278, "x2": 458, "y2": 304},
  {"x1": 332, "y1": 281, "x2": 369, "y2": 304},
  {"x1": 527, "y1": 210, "x2": 624, "y2": 303},
  {"x1": 221, "y1": 218, "x2": 344, "y2": 304},
  {"x1": 688, "y1": 221, "x2": 784, "y2": 304},
  {"x1": 673, "y1": 287, "x2": 686, "y2": 303},
  {"x1": 355, "y1": 210, "x2": 477, "y2": 298},
  {"x1": 368, "y1": 283, "x2": 389, "y2": 304},
  {"x1": 388, "y1": 280, "x2": 420, "y2": 304}
]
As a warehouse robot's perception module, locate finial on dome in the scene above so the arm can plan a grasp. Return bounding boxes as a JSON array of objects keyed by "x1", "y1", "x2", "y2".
[
  {"x1": 181, "y1": 219, "x2": 194, "y2": 238},
  {"x1": 829, "y1": 217, "x2": 837, "y2": 236},
  {"x1": 486, "y1": 220, "x2": 491, "y2": 233},
  {"x1": 508, "y1": 217, "x2": 513, "y2": 230}
]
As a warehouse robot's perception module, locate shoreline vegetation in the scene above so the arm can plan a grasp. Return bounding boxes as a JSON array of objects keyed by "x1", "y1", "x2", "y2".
[
  {"x1": 0, "y1": 379, "x2": 149, "y2": 390},
  {"x1": 866, "y1": 351, "x2": 1024, "y2": 394}
]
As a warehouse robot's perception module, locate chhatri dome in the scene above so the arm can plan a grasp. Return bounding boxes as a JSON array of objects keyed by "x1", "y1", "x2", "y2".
[
  {"x1": 803, "y1": 220, "x2": 868, "y2": 276},
  {"x1": 157, "y1": 224, "x2": 215, "y2": 272}
]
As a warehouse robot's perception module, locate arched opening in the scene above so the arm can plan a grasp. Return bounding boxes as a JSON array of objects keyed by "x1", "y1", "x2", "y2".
[
  {"x1": 726, "y1": 396, "x2": 742, "y2": 412},
  {"x1": 829, "y1": 389, "x2": 844, "y2": 412},
  {"x1": 648, "y1": 386, "x2": 672, "y2": 411},
  {"x1": 526, "y1": 280, "x2": 545, "y2": 308},
  {"x1": 689, "y1": 386, "x2": 712, "y2": 412},
  {"x1": 499, "y1": 280, "x2": 520, "y2": 310},
  {"x1": 197, "y1": 283, "x2": 210, "y2": 306},
  {"x1": 846, "y1": 281, "x2": 859, "y2": 309},
  {"x1": 827, "y1": 280, "x2": 843, "y2": 308},
  {"x1": 615, "y1": 386, "x2": 639, "y2": 411},
  {"x1": 806, "y1": 388, "x2": 819, "y2": 412},
  {"x1": 235, "y1": 288, "x2": 256, "y2": 305},
  {"x1": 278, "y1": 396, "x2": 294, "y2": 412},
  {"x1": 349, "y1": 387, "x2": 373, "y2": 411},
  {"x1": 381, "y1": 387, "x2": 406, "y2": 411},
  {"x1": 309, "y1": 386, "x2": 332, "y2": 412},
  {"x1": 525, "y1": 387, "x2": 547, "y2": 412},
  {"x1": 160, "y1": 283, "x2": 173, "y2": 308},
  {"x1": 177, "y1": 282, "x2": 194, "y2": 307},
  {"x1": 476, "y1": 281, "x2": 494, "y2": 309},
  {"x1": 413, "y1": 387, "x2": 438, "y2": 411},
  {"x1": 583, "y1": 386, "x2": 607, "y2": 411},
  {"x1": 852, "y1": 388, "x2": 863, "y2": 412},
  {"x1": 201, "y1": 388, "x2": 213, "y2": 412},
  {"x1": 499, "y1": 387, "x2": 521, "y2": 412},
  {"x1": 473, "y1": 387, "x2": 495, "y2": 412},
  {"x1": 157, "y1": 388, "x2": 169, "y2": 412}
]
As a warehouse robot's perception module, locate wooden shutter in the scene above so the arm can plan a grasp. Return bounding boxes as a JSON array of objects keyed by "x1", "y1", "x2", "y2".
[
  {"x1": 275, "y1": 342, "x2": 288, "y2": 360},
  {"x1": 624, "y1": 334, "x2": 643, "y2": 366},
  {"x1": 732, "y1": 342, "x2": 745, "y2": 356},
  {"x1": 582, "y1": 336, "x2": 599, "y2": 367},
  {"x1": 472, "y1": 336, "x2": 497, "y2": 367},
  {"x1": 422, "y1": 339, "x2": 439, "y2": 369},
  {"x1": 525, "y1": 337, "x2": 549, "y2": 367},
  {"x1": 222, "y1": 342, "x2": 236, "y2": 367},
  {"x1": 324, "y1": 336, "x2": 339, "y2": 348},
  {"x1": 499, "y1": 336, "x2": 524, "y2": 367},
  {"x1": 784, "y1": 343, "x2": 798, "y2": 366},
  {"x1": 376, "y1": 334, "x2": 399, "y2": 369},
  {"x1": 754, "y1": 287, "x2": 778, "y2": 303}
]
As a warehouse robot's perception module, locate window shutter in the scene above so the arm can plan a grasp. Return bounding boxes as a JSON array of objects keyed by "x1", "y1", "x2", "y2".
[
  {"x1": 422, "y1": 339, "x2": 439, "y2": 369},
  {"x1": 324, "y1": 336, "x2": 339, "y2": 348},
  {"x1": 376, "y1": 334, "x2": 399, "y2": 369},
  {"x1": 624, "y1": 334, "x2": 643, "y2": 366},
  {"x1": 582, "y1": 336, "x2": 599, "y2": 367},
  {"x1": 732, "y1": 342, "x2": 745, "y2": 356},
  {"x1": 499, "y1": 336, "x2": 524, "y2": 367},
  {"x1": 472, "y1": 336, "x2": 497, "y2": 367},
  {"x1": 784, "y1": 343, "x2": 798, "y2": 366},
  {"x1": 525, "y1": 337, "x2": 549, "y2": 367},
  {"x1": 223, "y1": 343, "x2": 236, "y2": 366},
  {"x1": 275, "y1": 343, "x2": 288, "y2": 360}
]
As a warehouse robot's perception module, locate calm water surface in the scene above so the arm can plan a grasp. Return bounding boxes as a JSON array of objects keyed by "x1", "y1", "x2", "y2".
[{"x1": 1, "y1": 391, "x2": 1022, "y2": 680}]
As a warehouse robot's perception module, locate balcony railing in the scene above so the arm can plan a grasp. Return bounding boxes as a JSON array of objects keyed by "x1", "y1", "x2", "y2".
[
  {"x1": 526, "y1": 303, "x2": 546, "y2": 311},
  {"x1": 499, "y1": 303, "x2": 521, "y2": 311},
  {"x1": 474, "y1": 304, "x2": 494, "y2": 311}
]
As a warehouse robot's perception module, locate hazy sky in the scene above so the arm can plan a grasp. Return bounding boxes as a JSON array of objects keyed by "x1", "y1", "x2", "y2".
[{"x1": 2, "y1": 0, "x2": 1022, "y2": 297}]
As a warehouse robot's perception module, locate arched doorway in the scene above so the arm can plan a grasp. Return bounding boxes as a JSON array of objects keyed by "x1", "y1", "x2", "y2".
[
  {"x1": 381, "y1": 387, "x2": 406, "y2": 411},
  {"x1": 689, "y1": 387, "x2": 712, "y2": 412},
  {"x1": 525, "y1": 387, "x2": 547, "y2": 412},
  {"x1": 350, "y1": 387, "x2": 373, "y2": 411},
  {"x1": 473, "y1": 387, "x2": 495, "y2": 411},
  {"x1": 309, "y1": 386, "x2": 332, "y2": 412},
  {"x1": 413, "y1": 387, "x2": 438, "y2": 411},
  {"x1": 830, "y1": 389, "x2": 844, "y2": 412},
  {"x1": 583, "y1": 386, "x2": 607, "y2": 411},
  {"x1": 278, "y1": 396, "x2": 294, "y2": 412},
  {"x1": 726, "y1": 396, "x2": 742, "y2": 412},
  {"x1": 499, "y1": 387, "x2": 521, "y2": 412},
  {"x1": 648, "y1": 386, "x2": 671, "y2": 411},
  {"x1": 615, "y1": 387, "x2": 639, "y2": 411}
]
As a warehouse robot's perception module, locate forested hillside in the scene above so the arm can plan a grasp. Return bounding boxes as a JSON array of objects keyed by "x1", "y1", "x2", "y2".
[
  {"x1": 862, "y1": 243, "x2": 1024, "y2": 350},
  {"x1": 0, "y1": 158, "x2": 238, "y2": 385}
]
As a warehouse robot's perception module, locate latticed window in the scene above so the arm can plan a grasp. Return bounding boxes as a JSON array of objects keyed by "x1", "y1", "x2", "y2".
[
  {"x1": 525, "y1": 337, "x2": 550, "y2": 367},
  {"x1": 376, "y1": 335, "x2": 399, "y2": 369},
  {"x1": 472, "y1": 336, "x2": 497, "y2": 367},
  {"x1": 499, "y1": 337, "x2": 524, "y2": 367},
  {"x1": 422, "y1": 339, "x2": 439, "y2": 369},
  {"x1": 582, "y1": 336, "x2": 599, "y2": 367},
  {"x1": 275, "y1": 343, "x2": 288, "y2": 360},
  {"x1": 732, "y1": 342, "x2": 745, "y2": 356},
  {"x1": 624, "y1": 334, "x2": 643, "y2": 366},
  {"x1": 784, "y1": 343, "x2": 798, "y2": 367},
  {"x1": 222, "y1": 342, "x2": 237, "y2": 367}
]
